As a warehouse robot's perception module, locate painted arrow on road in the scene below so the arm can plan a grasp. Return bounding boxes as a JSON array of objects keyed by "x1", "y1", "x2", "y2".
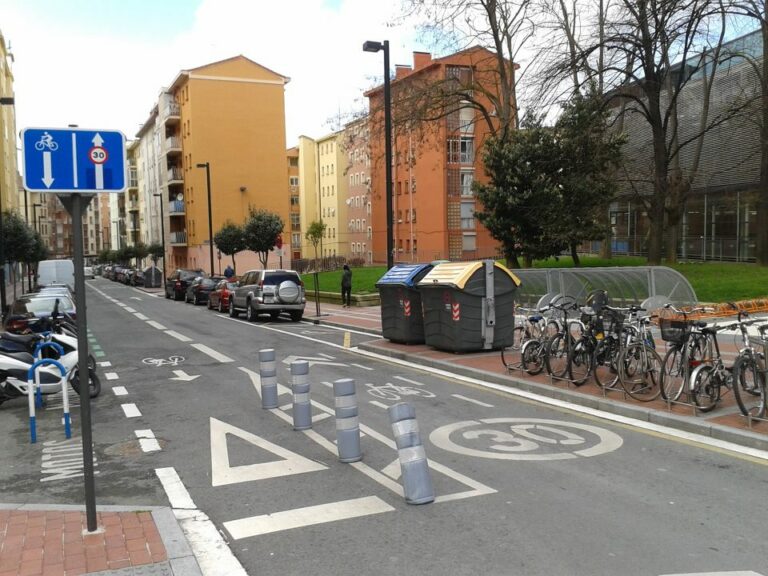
[
  {"x1": 282, "y1": 354, "x2": 347, "y2": 368},
  {"x1": 170, "y1": 370, "x2": 200, "y2": 382}
]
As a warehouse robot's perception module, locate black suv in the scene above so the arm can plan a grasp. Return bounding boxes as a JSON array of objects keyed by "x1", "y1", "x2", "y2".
[
  {"x1": 229, "y1": 269, "x2": 306, "y2": 322},
  {"x1": 166, "y1": 269, "x2": 205, "y2": 301}
]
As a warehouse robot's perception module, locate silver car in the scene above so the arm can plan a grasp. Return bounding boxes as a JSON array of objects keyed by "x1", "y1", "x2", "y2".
[{"x1": 229, "y1": 269, "x2": 306, "y2": 322}]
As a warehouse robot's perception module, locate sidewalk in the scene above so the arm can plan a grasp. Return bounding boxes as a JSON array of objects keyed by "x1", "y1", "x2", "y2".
[{"x1": 0, "y1": 504, "x2": 201, "y2": 576}]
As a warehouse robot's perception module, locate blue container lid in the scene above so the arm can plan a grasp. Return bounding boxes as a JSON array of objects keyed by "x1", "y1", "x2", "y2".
[{"x1": 376, "y1": 263, "x2": 434, "y2": 288}]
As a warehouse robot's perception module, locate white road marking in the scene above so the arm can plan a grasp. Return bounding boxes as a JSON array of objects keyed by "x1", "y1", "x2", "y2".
[
  {"x1": 147, "y1": 320, "x2": 167, "y2": 330},
  {"x1": 165, "y1": 330, "x2": 193, "y2": 343},
  {"x1": 134, "y1": 313, "x2": 148, "y2": 321},
  {"x1": 369, "y1": 401, "x2": 390, "y2": 410},
  {"x1": 111, "y1": 386, "x2": 128, "y2": 396},
  {"x1": 191, "y1": 343, "x2": 233, "y2": 363},
  {"x1": 155, "y1": 467, "x2": 249, "y2": 575},
  {"x1": 105, "y1": 372, "x2": 119, "y2": 381},
  {"x1": 381, "y1": 458, "x2": 402, "y2": 480},
  {"x1": 320, "y1": 380, "x2": 334, "y2": 388},
  {"x1": 317, "y1": 352, "x2": 335, "y2": 359},
  {"x1": 121, "y1": 403, "x2": 142, "y2": 418},
  {"x1": 135, "y1": 430, "x2": 161, "y2": 452},
  {"x1": 210, "y1": 418, "x2": 326, "y2": 486},
  {"x1": 451, "y1": 394, "x2": 494, "y2": 408},
  {"x1": 224, "y1": 496, "x2": 394, "y2": 539},
  {"x1": 98, "y1": 361, "x2": 111, "y2": 367},
  {"x1": 394, "y1": 375, "x2": 426, "y2": 386},
  {"x1": 351, "y1": 363, "x2": 374, "y2": 371},
  {"x1": 117, "y1": 303, "x2": 127, "y2": 308},
  {"x1": 124, "y1": 307, "x2": 137, "y2": 313}
]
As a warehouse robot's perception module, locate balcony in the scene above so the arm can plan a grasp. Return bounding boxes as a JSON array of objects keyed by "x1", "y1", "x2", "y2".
[
  {"x1": 167, "y1": 167, "x2": 183, "y2": 184},
  {"x1": 161, "y1": 101, "x2": 181, "y2": 125},
  {"x1": 165, "y1": 136, "x2": 182, "y2": 155},
  {"x1": 169, "y1": 231, "x2": 187, "y2": 246},
  {"x1": 128, "y1": 167, "x2": 138, "y2": 189},
  {"x1": 128, "y1": 200, "x2": 139, "y2": 213},
  {"x1": 169, "y1": 200, "x2": 185, "y2": 215}
]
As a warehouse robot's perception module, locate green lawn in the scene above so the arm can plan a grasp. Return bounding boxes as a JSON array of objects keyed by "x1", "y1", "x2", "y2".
[{"x1": 303, "y1": 257, "x2": 768, "y2": 304}]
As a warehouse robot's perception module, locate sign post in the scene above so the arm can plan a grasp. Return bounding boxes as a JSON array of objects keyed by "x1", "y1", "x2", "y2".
[{"x1": 22, "y1": 127, "x2": 126, "y2": 533}]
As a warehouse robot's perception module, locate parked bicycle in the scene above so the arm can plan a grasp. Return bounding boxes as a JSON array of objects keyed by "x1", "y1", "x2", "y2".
[
  {"x1": 543, "y1": 295, "x2": 583, "y2": 380},
  {"x1": 502, "y1": 306, "x2": 560, "y2": 371},
  {"x1": 615, "y1": 307, "x2": 663, "y2": 402},
  {"x1": 659, "y1": 304, "x2": 713, "y2": 403}
]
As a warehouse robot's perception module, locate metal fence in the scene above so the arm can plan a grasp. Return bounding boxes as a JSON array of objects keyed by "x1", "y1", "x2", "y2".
[{"x1": 513, "y1": 266, "x2": 698, "y2": 309}]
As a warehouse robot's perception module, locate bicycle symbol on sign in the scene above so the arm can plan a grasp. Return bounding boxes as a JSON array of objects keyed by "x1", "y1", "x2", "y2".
[
  {"x1": 142, "y1": 355, "x2": 185, "y2": 367},
  {"x1": 34, "y1": 131, "x2": 59, "y2": 151},
  {"x1": 365, "y1": 382, "x2": 436, "y2": 401}
]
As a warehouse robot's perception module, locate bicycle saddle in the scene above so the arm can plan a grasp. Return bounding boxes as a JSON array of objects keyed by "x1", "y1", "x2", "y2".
[{"x1": 528, "y1": 315, "x2": 543, "y2": 323}]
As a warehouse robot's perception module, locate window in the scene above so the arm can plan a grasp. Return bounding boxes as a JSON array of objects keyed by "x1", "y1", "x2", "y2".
[
  {"x1": 411, "y1": 177, "x2": 416, "y2": 194},
  {"x1": 459, "y1": 106, "x2": 475, "y2": 134},
  {"x1": 289, "y1": 157, "x2": 298, "y2": 167},
  {"x1": 461, "y1": 202, "x2": 475, "y2": 229},
  {"x1": 291, "y1": 195, "x2": 300, "y2": 205},
  {"x1": 411, "y1": 209, "x2": 416, "y2": 223},
  {"x1": 367, "y1": 226, "x2": 372, "y2": 240},
  {"x1": 460, "y1": 171, "x2": 474, "y2": 197},
  {"x1": 290, "y1": 214, "x2": 300, "y2": 230},
  {"x1": 462, "y1": 233, "x2": 477, "y2": 251},
  {"x1": 447, "y1": 137, "x2": 474, "y2": 163},
  {"x1": 289, "y1": 176, "x2": 299, "y2": 187}
]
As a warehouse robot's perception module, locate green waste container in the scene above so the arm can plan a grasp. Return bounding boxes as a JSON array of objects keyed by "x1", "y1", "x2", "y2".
[
  {"x1": 376, "y1": 263, "x2": 435, "y2": 344},
  {"x1": 418, "y1": 260, "x2": 521, "y2": 352}
]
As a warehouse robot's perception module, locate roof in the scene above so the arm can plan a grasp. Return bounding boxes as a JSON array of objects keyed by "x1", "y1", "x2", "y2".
[{"x1": 168, "y1": 55, "x2": 290, "y2": 93}]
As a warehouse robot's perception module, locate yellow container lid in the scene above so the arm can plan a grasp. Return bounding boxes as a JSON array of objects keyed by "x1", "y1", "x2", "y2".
[{"x1": 418, "y1": 261, "x2": 521, "y2": 290}]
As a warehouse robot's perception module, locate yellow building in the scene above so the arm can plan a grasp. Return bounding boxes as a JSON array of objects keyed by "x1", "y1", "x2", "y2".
[
  {"x1": 0, "y1": 29, "x2": 19, "y2": 216},
  {"x1": 158, "y1": 55, "x2": 290, "y2": 274}
]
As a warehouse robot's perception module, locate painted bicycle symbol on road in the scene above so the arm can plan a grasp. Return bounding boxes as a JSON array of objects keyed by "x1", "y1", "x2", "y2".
[
  {"x1": 142, "y1": 355, "x2": 185, "y2": 367},
  {"x1": 365, "y1": 382, "x2": 436, "y2": 401},
  {"x1": 430, "y1": 418, "x2": 623, "y2": 460}
]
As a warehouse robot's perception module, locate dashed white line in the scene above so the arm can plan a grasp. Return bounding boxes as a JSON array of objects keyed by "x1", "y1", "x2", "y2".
[
  {"x1": 98, "y1": 361, "x2": 112, "y2": 367},
  {"x1": 121, "y1": 403, "x2": 142, "y2": 418},
  {"x1": 191, "y1": 343, "x2": 233, "y2": 363},
  {"x1": 111, "y1": 386, "x2": 128, "y2": 396},
  {"x1": 394, "y1": 375, "x2": 426, "y2": 386},
  {"x1": 134, "y1": 313, "x2": 148, "y2": 321},
  {"x1": 105, "y1": 372, "x2": 119, "y2": 381},
  {"x1": 147, "y1": 321, "x2": 167, "y2": 330},
  {"x1": 451, "y1": 394, "x2": 494, "y2": 408},
  {"x1": 165, "y1": 330, "x2": 193, "y2": 343},
  {"x1": 351, "y1": 363, "x2": 374, "y2": 371},
  {"x1": 135, "y1": 430, "x2": 161, "y2": 452},
  {"x1": 124, "y1": 307, "x2": 137, "y2": 313},
  {"x1": 369, "y1": 401, "x2": 390, "y2": 410}
]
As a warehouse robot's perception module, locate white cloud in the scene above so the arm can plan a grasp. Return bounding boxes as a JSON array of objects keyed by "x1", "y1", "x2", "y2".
[{"x1": 2, "y1": 0, "x2": 426, "y2": 146}]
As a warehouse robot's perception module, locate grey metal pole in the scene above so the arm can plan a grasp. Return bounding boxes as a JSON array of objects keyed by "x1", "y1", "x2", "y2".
[
  {"x1": 383, "y1": 40, "x2": 394, "y2": 270},
  {"x1": 205, "y1": 163, "x2": 214, "y2": 276}
]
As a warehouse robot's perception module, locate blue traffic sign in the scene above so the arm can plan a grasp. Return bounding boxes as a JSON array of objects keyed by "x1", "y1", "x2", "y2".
[{"x1": 21, "y1": 127, "x2": 127, "y2": 193}]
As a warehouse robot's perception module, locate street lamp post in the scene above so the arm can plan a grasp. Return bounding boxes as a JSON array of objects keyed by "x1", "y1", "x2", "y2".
[
  {"x1": 363, "y1": 39, "x2": 393, "y2": 269},
  {"x1": 153, "y1": 193, "x2": 166, "y2": 291},
  {"x1": 32, "y1": 203, "x2": 42, "y2": 232},
  {"x1": 196, "y1": 162, "x2": 215, "y2": 276}
]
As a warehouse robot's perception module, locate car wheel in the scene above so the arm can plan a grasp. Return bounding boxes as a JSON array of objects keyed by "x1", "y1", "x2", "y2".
[
  {"x1": 229, "y1": 299, "x2": 239, "y2": 318},
  {"x1": 290, "y1": 311, "x2": 303, "y2": 322},
  {"x1": 218, "y1": 299, "x2": 224, "y2": 313},
  {"x1": 193, "y1": 294, "x2": 199, "y2": 306},
  {"x1": 246, "y1": 301, "x2": 256, "y2": 322},
  {"x1": 165, "y1": 289, "x2": 170, "y2": 299}
]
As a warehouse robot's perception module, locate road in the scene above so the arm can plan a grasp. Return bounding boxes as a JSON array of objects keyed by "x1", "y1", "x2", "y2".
[{"x1": 1, "y1": 277, "x2": 766, "y2": 576}]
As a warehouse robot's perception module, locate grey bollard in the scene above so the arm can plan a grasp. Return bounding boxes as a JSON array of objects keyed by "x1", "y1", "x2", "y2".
[
  {"x1": 291, "y1": 361, "x2": 312, "y2": 431},
  {"x1": 388, "y1": 402, "x2": 435, "y2": 505},
  {"x1": 333, "y1": 378, "x2": 362, "y2": 463},
  {"x1": 258, "y1": 349, "x2": 278, "y2": 409}
]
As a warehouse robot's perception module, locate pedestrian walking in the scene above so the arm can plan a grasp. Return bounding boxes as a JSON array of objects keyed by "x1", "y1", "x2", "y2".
[
  {"x1": 341, "y1": 264, "x2": 352, "y2": 308},
  {"x1": 224, "y1": 265, "x2": 234, "y2": 279}
]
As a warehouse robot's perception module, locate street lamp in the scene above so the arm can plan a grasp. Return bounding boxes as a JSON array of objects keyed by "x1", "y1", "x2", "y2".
[
  {"x1": 363, "y1": 39, "x2": 393, "y2": 269},
  {"x1": 153, "y1": 193, "x2": 166, "y2": 291},
  {"x1": 196, "y1": 162, "x2": 215, "y2": 276}
]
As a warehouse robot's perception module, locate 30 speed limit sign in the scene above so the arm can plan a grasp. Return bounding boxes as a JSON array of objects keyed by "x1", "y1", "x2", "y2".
[{"x1": 88, "y1": 146, "x2": 108, "y2": 164}]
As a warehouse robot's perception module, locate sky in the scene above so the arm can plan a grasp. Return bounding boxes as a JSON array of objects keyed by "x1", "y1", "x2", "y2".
[{"x1": 0, "y1": 0, "x2": 428, "y2": 147}]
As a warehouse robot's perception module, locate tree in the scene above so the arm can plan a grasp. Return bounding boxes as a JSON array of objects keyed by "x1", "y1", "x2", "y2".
[
  {"x1": 133, "y1": 242, "x2": 149, "y2": 268},
  {"x1": 242, "y1": 209, "x2": 284, "y2": 269},
  {"x1": 213, "y1": 222, "x2": 246, "y2": 273},
  {"x1": 147, "y1": 243, "x2": 164, "y2": 265},
  {"x1": 0, "y1": 211, "x2": 34, "y2": 299},
  {"x1": 475, "y1": 116, "x2": 568, "y2": 267},
  {"x1": 554, "y1": 87, "x2": 625, "y2": 264},
  {"x1": 305, "y1": 221, "x2": 327, "y2": 269},
  {"x1": 97, "y1": 249, "x2": 113, "y2": 264}
]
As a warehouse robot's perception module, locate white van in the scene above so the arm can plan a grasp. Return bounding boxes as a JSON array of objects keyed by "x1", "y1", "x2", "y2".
[{"x1": 37, "y1": 259, "x2": 75, "y2": 291}]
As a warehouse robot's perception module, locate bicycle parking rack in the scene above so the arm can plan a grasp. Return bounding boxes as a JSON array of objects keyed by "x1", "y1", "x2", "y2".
[
  {"x1": 746, "y1": 413, "x2": 768, "y2": 429},
  {"x1": 27, "y1": 358, "x2": 68, "y2": 444},
  {"x1": 33, "y1": 341, "x2": 65, "y2": 408}
]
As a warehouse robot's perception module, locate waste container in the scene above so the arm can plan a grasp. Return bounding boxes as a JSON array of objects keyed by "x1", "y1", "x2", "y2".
[
  {"x1": 142, "y1": 266, "x2": 163, "y2": 288},
  {"x1": 376, "y1": 263, "x2": 435, "y2": 344},
  {"x1": 417, "y1": 260, "x2": 521, "y2": 352}
]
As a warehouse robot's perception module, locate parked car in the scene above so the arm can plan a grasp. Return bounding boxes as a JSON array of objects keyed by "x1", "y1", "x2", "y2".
[
  {"x1": 37, "y1": 259, "x2": 75, "y2": 291},
  {"x1": 208, "y1": 278, "x2": 238, "y2": 312},
  {"x1": 83, "y1": 266, "x2": 94, "y2": 280},
  {"x1": 185, "y1": 276, "x2": 223, "y2": 305},
  {"x1": 4, "y1": 295, "x2": 76, "y2": 333},
  {"x1": 165, "y1": 269, "x2": 205, "y2": 301},
  {"x1": 131, "y1": 269, "x2": 145, "y2": 287},
  {"x1": 229, "y1": 269, "x2": 305, "y2": 322}
]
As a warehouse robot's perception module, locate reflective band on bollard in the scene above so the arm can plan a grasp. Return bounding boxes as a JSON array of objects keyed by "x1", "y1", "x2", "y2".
[
  {"x1": 291, "y1": 360, "x2": 311, "y2": 431},
  {"x1": 388, "y1": 402, "x2": 434, "y2": 505},
  {"x1": 333, "y1": 378, "x2": 362, "y2": 463},
  {"x1": 258, "y1": 349, "x2": 278, "y2": 409}
]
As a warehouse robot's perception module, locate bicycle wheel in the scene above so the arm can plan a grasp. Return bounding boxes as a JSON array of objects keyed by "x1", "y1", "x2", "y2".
[
  {"x1": 500, "y1": 342, "x2": 518, "y2": 369},
  {"x1": 593, "y1": 338, "x2": 620, "y2": 390},
  {"x1": 618, "y1": 342, "x2": 662, "y2": 402},
  {"x1": 511, "y1": 326, "x2": 526, "y2": 351},
  {"x1": 544, "y1": 333, "x2": 569, "y2": 378},
  {"x1": 731, "y1": 354, "x2": 767, "y2": 418},
  {"x1": 521, "y1": 339, "x2": 545, "y2": 375},
  {"x1": 568, "y1": 338, "x2": 592, "y2": 386},
  {"x1": 690, "y1": 364, "x2": 720, "y2": 413},
  {"x1": 660, "y1": 346, "x2": 686, "y2": 401}
]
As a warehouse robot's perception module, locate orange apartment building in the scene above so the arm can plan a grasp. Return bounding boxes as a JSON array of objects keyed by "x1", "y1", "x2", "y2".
[
  {"x1": 343, "y1": 117, "x2": 371, "y2": 263},
  {"x1": 287, "y1": 146, "x2": 301, "y2": 261},
  {"x1": 366, "y1": 48, "x2": 505, "y2": 264},
  {"x1": 156, "y1": 56, "x2": 290, "y2": 274}
]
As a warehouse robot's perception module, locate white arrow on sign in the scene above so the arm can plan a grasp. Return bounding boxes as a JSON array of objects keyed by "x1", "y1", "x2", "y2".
[
  {"x1": 170, "y1": 370, "x2": 199, "y2": 382},
  {"x1": 92, "y1": 133, "x2": 104, "y2": 189},
  {"x1": 42, "y1": 151, "x2": 54, "y2": 188},
  {"x1": 282, "y1": 354, "x2": 347, "y2": 368}
]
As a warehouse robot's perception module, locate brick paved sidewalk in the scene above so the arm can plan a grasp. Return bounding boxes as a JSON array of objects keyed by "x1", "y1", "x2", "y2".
[{"x1": 0, "y1": 505, "x2": 201, "y2": 576}]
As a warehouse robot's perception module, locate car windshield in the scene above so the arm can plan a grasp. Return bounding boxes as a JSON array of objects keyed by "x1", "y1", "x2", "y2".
[
  {"x1": 201, "y1": 279, "x2": 216, "y2": 287},
  {"x1": 11, "y1": 297, "x2": 75, "y2": 316},
  {"x1": 180, "y1": 270, "x2": 202, "y2": 280},
  {"x1": 263, "y1": 273, "x2": 299, "y2": 286},
  {"x1": 226, "y1": 282, "x2": 238, "y2": 290}
]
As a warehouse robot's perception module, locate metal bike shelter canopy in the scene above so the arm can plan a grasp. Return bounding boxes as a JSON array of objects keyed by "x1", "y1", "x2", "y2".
[{"x1": 512, "y1": 266, "x2": 697, "y2": 308}]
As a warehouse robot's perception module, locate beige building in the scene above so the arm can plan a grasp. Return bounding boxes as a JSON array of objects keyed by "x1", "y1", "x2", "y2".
[
  {"x1": 342, "y1": 118, "x2": 371, "y2": 263},
  {"x1": 0, "y1": 29, "x2": 19, "y2": 216}
]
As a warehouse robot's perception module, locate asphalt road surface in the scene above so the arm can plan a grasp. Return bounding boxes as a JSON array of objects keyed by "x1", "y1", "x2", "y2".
[{"x1": 1, "y1": 277, "x2": 766, "y2": 576}]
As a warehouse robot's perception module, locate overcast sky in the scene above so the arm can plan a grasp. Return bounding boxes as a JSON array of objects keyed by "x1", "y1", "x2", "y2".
[{"x1": 0, "y1": 0, "x2": 428, "y2": 147}]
